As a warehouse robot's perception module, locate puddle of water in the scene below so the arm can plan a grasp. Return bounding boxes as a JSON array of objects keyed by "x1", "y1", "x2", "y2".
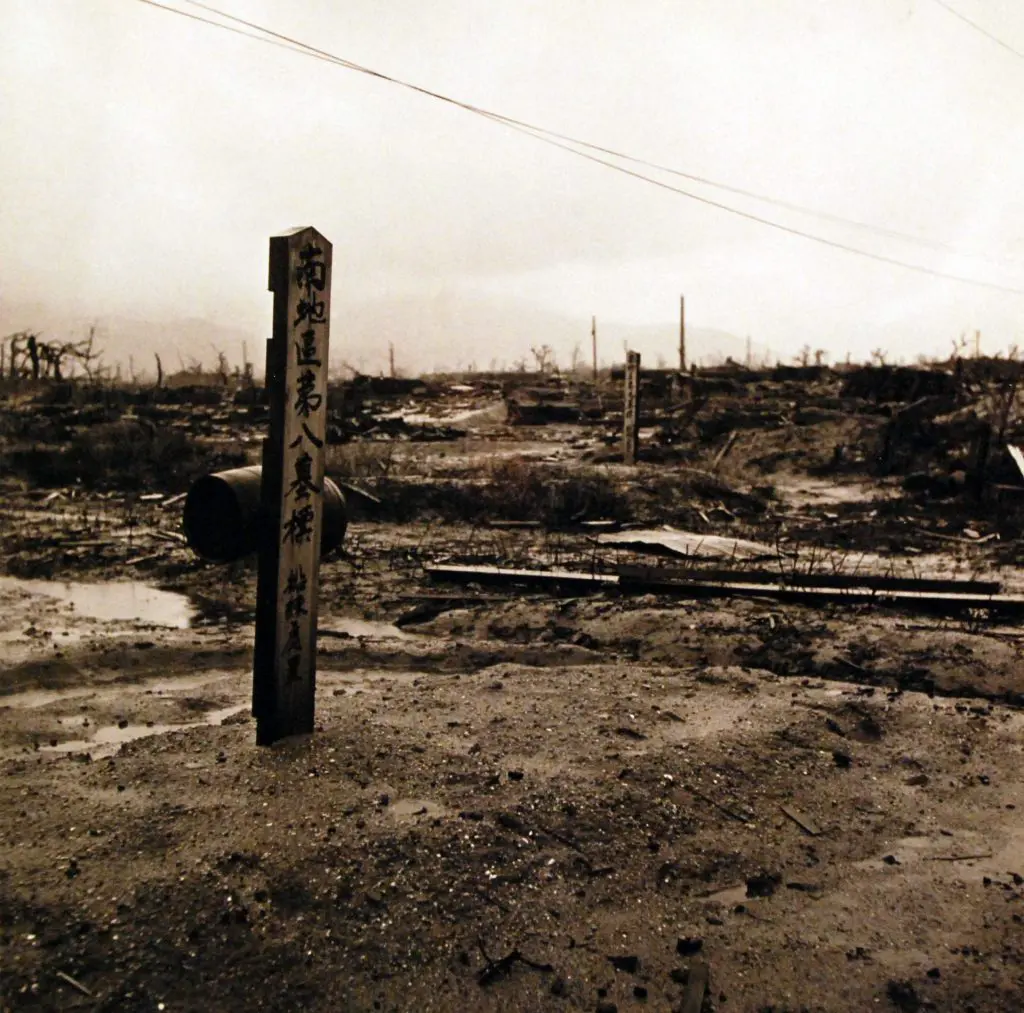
[
  {"x1": 42, "y1": 704, "x2": 247, "y2": 759},
  {"x1": 0, "y1": 577, "x2": 195, "y2": 628},
  {"x1": 1, "y1": 670, "x2": 240, "y2": 711},
  {"x1": 321, "y1": 618, "x2": 414, "y2": 640}
]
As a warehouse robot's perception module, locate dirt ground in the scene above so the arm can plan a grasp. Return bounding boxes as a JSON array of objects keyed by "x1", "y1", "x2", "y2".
[{"x1": 2, "y1": 390, "x2": 1024, "y2": 1011}]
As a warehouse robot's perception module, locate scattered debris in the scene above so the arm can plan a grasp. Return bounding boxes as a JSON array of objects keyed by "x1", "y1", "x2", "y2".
[
  {"x1": 55, "y1": 971, "x2": 92, "y2": 997},
  {"x1": 597, "y1": 528, "x2": 781, "y2": 561},
  {"x1": 746, "y1": 872, "x2": 782, "y2": 898},
  {"x1": 476, "y1": 942, "x2": 554, "y2": 987},
  {"x1": 607, "y1": 954, "x2": 641, "y2": 973},
  {"x1": 780, "y1": 805, "x2": 821, "y2": 836},
  {"x1": 679, "y1": 960, "x2": 710, "y2": 1013}
]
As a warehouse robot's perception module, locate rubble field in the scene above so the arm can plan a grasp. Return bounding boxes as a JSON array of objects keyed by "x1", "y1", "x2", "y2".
[{"x1": 2, "y1": 361, "x2": 1024, "y2": 1012}]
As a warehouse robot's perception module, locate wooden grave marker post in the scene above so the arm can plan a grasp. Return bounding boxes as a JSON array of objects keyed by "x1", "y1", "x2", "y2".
[
  {"x1": 623, "y1": 350, "x2": 640, "y2": 465},
  {"x1": 253, "y1": 226, "x2": 332, "y2": 745}
]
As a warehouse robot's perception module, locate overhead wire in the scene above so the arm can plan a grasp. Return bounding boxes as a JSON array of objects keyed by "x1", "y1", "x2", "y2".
[
  {"x1": 129, "y1": 0, "x2": 1024, "y2": 296},
  {"x1": 179, "y1": 0, "x2": 1000, "y2": 260},
  {"x1": 927, "y1": 0, "x2": 1024, "y2": 62}
]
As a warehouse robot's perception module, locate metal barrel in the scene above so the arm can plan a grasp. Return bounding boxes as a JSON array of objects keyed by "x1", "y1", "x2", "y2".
[{"x1": 182, "y1": 465, "x2": 347, "y2": 563}]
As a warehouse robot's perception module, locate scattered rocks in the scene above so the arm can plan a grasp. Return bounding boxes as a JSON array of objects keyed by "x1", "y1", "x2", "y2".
[
  {"x1": 885, "y1": 979, "x2": 921, "y2": 1011},
  {"x1": 607, "y1": 954, "x2": 640, "y2": 973},
  {"x1": 746, "y1": 872, "x2": 781, "y2": 898},
  {"x1": 676, "y1": 937, "x2": 704, "y2": 956}
]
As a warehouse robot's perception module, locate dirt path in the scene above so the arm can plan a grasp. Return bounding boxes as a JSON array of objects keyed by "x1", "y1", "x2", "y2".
[{"x1": 2, "y1": 559, "x2": 1024, "y2": 1012}]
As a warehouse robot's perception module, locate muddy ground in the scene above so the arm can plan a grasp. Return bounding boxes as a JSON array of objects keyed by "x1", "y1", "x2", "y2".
[{"x1": 2, "y1": 389, "x2": 1024, "y2": 1012}]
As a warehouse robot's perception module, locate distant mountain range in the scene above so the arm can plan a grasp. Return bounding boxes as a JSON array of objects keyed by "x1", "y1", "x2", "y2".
[{"x1": 1, "y1": 295, "x2": 772, "y2": 380}]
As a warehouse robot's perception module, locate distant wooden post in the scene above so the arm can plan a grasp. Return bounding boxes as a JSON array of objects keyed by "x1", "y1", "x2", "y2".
[
  {"x1": 591, "y1": 316, "x2": 598, "y2": 382},
  {"x1": 970, "y1": 424, "x2": 992, "y2": 502},
  {"x1": 623, "y1": 350, "x2": 640, "y2": 465},
  {"x1": 389, "y1": 341, "x2": 396, "y2": 378},
  {"x1": 253, "y1": 226, "x2": 332, "y2": 746},
  {"x1": 679, "y1": 295, "x2": 686, "y2": 373}
]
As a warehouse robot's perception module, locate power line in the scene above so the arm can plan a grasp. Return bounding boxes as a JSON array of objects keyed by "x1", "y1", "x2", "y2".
[
  {"x1": 927, "y1": 0, "x2": 1024, "y2": 62},
  {"x1": 129, "y1": 0, "x2": 1024, "y2": 296},
  {"x1": 180, "y1": 0, "x2": 1006, "y2": 262},
  {"x1": 494, "y1": 120, "x2": 1024, "y2": 296}
]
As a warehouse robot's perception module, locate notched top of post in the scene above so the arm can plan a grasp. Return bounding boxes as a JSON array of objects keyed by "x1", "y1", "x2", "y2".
[{"x1": 268, "y1": 226, "x2": 332, "y2": 289}]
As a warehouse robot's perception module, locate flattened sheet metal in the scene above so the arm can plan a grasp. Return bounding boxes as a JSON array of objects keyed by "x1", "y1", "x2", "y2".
[{"x1": 597, "y1": 527, "x2": 780, "y2": 561}]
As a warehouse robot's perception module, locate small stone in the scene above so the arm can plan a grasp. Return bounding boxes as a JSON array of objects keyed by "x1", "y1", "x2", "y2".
[
  {"x1": 746, "y1": 872, "x2": 781, "y2": 898},
  {"x1": 608, "y1": 954, "x2": 640, "y2": 973},
  {"x1": 886, "y1": 979, "x2": 920, "y2": 1010},
  {"x1": 676, "y1": 936, "x2": 704, "y2": 956}
]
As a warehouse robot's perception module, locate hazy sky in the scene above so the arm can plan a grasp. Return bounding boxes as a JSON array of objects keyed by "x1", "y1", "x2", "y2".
[{"x1": 2, "y1": 0, "x2": 1024, "y2": 372}]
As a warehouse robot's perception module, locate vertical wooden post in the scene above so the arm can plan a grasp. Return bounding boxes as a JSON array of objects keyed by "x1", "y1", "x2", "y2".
[
  {"x1": 253, "y1": 226, "x2": 332, "y2": 746},
  {"x1": 970, "y1": 424, "x2": 992, "y2": 502},
  {"x1": 389, "y1": 342, "x2": 396, "y2": 378},
  {"x1": 679, "y1": 295, "x2": 686, "y2": 373},
  {"x1": 623, "y1": 350, "x2": 641, "y2": 465},
  {"x1": 591, "y1": 316, "x2": 598, "y2": 382}
]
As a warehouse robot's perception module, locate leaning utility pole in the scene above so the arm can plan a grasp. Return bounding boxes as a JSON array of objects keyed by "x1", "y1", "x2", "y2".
[
  {"x1": 679, "y1": 295, "x2": 686, "y2": 372},
  {"x1": 591, "y1": 316, "x2": 598, "y2": 382}
]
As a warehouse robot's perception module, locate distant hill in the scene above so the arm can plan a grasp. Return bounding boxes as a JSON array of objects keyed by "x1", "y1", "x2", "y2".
[{"x1": 0, "y1": 295, "x2": 765, "y2": 380}]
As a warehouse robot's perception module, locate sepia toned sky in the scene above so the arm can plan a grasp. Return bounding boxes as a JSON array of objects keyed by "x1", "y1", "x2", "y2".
[{"x1": 1, "y1": 0, "x2": 1024, "y2": 373}]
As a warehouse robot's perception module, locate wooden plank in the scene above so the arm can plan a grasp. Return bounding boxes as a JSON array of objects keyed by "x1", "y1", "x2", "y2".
[
  {"x1": 620, "y1": 574, "x2": 1024, "y2": 615},
  {"x1": 781, "y1": 804, "x2": 821, "y2": 836},
  {"x1": 616, "y1": 563, "x2": 1001, "y2": 596},
  {"x1": 427, "y1": 564, "x2": 618, "y2": 591},
  {"x1": 429, "y1": 564, "x2": 1024, "y2": 615},
  {"x1": 253, "y1": 226, "x2": 332, "y2": 746}
]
